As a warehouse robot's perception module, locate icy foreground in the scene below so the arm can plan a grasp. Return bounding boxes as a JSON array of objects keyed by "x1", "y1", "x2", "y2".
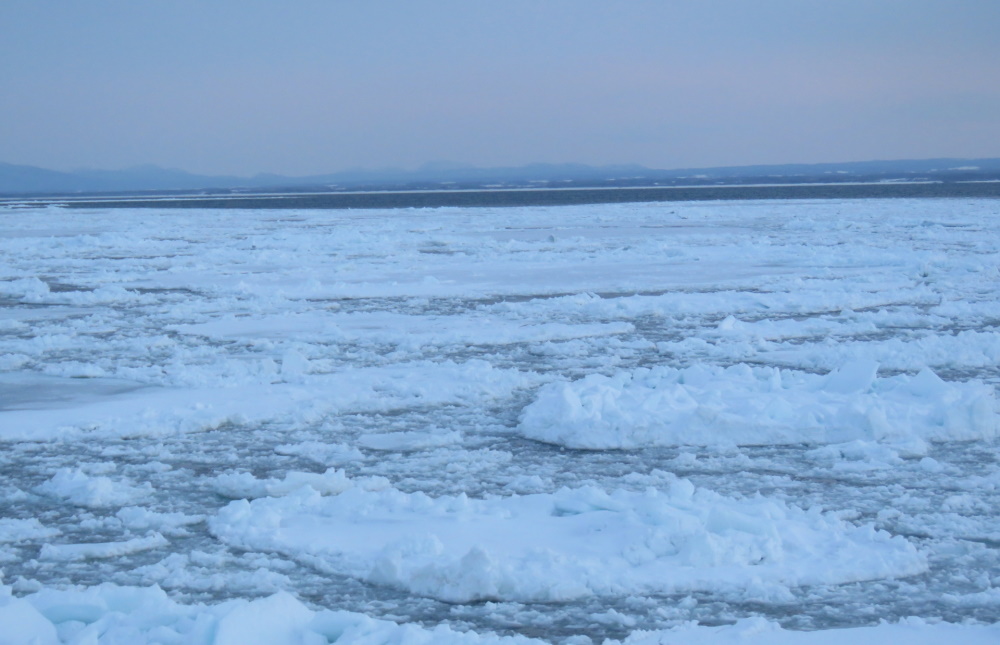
[{"x1": 2, "y1": 198, "x2": 1000, "y2": 642}]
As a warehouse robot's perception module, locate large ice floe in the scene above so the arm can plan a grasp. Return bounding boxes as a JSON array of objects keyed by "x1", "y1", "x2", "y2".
[
  {"x1": 0, "y1": 360, "x2": 537, "y2": 442},
  {"x1": 209, "y1": 470, "x2": 925, "y2": 603},
  {"x1": 519, "y1": 360, "x2": 997, "y2": 449}
]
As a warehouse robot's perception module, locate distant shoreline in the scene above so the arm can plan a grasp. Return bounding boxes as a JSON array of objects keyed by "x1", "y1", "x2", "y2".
[{"x1": 4, "y1": 180, "x2": 1000, "y2": 210}]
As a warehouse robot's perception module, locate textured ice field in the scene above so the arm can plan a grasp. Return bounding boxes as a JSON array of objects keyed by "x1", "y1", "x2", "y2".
[{"x1": 1, "y1": 198, "x2": 1000, "y2": 643}]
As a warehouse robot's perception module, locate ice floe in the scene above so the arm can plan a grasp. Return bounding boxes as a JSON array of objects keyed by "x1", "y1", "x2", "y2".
[
  {"x1": 210, "y1": 473, "x2": 926, "y2": 603},
  {"x1": 0, "y1": 518, "x2": 60, "y2": 544},
  {"x1": 35, "y1": 469, "x2": 152, "y2": 509},
  {"x1": 1, "y1": 360, "x2": 539, "y2": 441},
  {"x1": 38, "y1": 533, "x2": 168, "y2": 562},
  {"x1": 519, "y1": 361, "x2": 997, "y2": 449}
]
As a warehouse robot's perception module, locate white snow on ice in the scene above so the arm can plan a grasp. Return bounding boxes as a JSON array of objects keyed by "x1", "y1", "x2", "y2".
[
  {"x1": 519, "y1": 361, "x2": 996, "y2": 449},
  {"x1": 209, "y1": 473, "x2": 925, "y2": 603}
]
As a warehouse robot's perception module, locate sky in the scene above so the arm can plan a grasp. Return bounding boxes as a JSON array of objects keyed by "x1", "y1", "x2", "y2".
[{"x1": 2, "y1": 1, "x2": 999, "y2": 177}]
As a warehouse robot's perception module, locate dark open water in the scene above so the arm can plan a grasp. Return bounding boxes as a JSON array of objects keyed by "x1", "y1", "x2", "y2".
[{"x1": 7, "y1": 181, "x2": 1000, "y2": 210}]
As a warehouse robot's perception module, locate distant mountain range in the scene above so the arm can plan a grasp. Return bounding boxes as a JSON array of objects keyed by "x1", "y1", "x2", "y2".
[{"x1": 2, "y1": 158, "x2": 1000, "y2": 196}]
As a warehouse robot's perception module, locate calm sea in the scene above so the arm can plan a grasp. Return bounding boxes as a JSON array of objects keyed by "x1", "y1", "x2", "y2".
[{"x1": 6, "y1": 181, "x2": 1000, "y2": 210}]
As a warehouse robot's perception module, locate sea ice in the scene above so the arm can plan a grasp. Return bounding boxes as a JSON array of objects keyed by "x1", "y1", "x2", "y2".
[
  {"x1": 0, "y1": 518, "x2": 60, "y2": 543},
  {"x1": 3, "y1": 583, "x2": 998, "y2": 644},
  {"x1": 211, "y1": 467, "x2": 390, "y2": 500},
  {"x1": 3, "y1": 197, "x2": 1000, "y2": 642},
  {"x1": 1, "y1": 360, "x2": 539, "y2": 441},
  {"x1": 38, "y1": 533, "x2": 168, "y2": 562},
  {"x1": 35, "y1": 468, "x2": 152, "y2": 509},
  {"x1": 209, "y1": 473, "x2": 925, "y2": 603},
  {"x1": 0, "y1": 584, "x2": 550, "y2": 644},
  {"x1": 519, "y1": 361, "x2": 997, "y2": 449},
  {"x1": 615, "y1": 616, "x2": 1000, "y2": 645}
]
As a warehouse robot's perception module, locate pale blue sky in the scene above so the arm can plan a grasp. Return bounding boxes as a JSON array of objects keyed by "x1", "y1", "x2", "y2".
[{"x1": 2, "y1": 1, "x2": 998, "y2": 175}]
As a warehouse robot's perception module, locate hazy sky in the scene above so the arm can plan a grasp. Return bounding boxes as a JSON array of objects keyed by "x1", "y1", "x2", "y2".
[{"x1": 2, "y1": 1, "x2": 999, "y2": 176}]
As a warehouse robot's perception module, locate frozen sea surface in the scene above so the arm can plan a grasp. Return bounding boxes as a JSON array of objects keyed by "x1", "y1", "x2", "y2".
[{"x1": 1, "y1": 198, "x2": 999, "y2": 643}]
